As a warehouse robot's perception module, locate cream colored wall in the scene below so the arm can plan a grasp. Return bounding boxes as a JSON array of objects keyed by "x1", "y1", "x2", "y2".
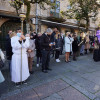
[
  {"x1": 41, "y1": 25, "x2": 48, "y2": 33},
  {"x1": 0, "y1": 0, "x2": 99, "y2": 30},
  {"x1": 61, "y1": 27, "x2": 66, "y2": 33},
  {"x1": 0, "y1": 0, "x2": 15, "y2": 12}
]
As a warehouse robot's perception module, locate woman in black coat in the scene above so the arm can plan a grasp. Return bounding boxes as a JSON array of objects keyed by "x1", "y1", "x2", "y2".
[
  {"x1": 93, "y1": 36, "x2": 99, "y2": 62},
  {"x1": 54, "y1": 31, "x2": 62, "y2": 62},
  {"x1": 72, "y1": 35, "x2": 79, "y2": 61},
  {"x1": 35, "y1": 33, "x2": 42, "y2": 67}
]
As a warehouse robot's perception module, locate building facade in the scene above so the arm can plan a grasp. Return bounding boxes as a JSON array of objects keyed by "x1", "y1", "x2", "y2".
[{"x1": 0, "y1": 0, "x2": 99, "y2": 49}]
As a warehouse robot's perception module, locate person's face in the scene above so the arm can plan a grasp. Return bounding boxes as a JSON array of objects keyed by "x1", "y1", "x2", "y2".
[
  {"x1": 38, "y1": 33, "x2": 42, "y2": 37},
  {"x1": 54, "y1": 28, "x2": 57, "y2": 32},
  {"x1": 55, "y1": 31, "x2": 59, "y2": 34},
  {"x1": 8, "y1": 31, "x2": 12, "y2": 35},
  {"x1": 47, "y1": 32, "x2": 52, "y2": 35}
]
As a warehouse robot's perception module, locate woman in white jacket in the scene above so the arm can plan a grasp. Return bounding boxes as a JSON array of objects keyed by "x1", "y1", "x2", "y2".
[
  {"x1": 0, "y1": 49, "x2": 5, "y2": 83},
  {"x1": 65, "y1": 32, "x2": 73, "y2": 63}
]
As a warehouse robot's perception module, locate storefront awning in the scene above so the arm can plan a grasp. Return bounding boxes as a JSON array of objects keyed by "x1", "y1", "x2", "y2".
[{"x1": 40, "y1": 19, "x2": 96, "y2": 31}]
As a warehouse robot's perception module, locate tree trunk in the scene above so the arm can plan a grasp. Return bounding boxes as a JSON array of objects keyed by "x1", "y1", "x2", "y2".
[{"x1": 86, "y1": 18, "x2": 90, "y2": 32}]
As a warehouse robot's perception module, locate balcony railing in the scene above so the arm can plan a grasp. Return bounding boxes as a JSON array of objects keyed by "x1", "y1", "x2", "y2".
[{"x1": 50, "y1": 11, "x2": 61, "y2": 18}]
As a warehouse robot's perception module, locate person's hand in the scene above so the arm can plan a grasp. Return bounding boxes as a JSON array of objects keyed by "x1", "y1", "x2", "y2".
[
  {"x1": 19, "y1": 37, "x2": 23, "y2": 41},
  {"x1": 21, "y1": 35, "x2": 26, "y2": 40},
  {"x1": 28, "y1": 49, "x2": 32, "y2": 53},
  {"x1": 53, "y1": 42, "x2": 55, "y2": 45},
  {"x1": 49, "y1": 43, "x2": 52, "y2": 47}
]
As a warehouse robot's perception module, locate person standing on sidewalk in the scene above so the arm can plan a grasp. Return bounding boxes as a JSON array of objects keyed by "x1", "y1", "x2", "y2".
[
  {"x1": 5, "y1": 30, "x2": 13, "y2": 72},
  {"x1": 11, "y1": 30, "x2": 30, "y2": 86},
  {"x1": 84, "y1": 35, "x2": 90, "y2": 54},
  {"x1": 65, "y1": 32, "x2": 73, "y2": 63},
  {"x1": 27, "y1": 34, "x2": 35, "y2": 74},
  {"x1": 72, "y1": 34, "x2": 79, "y2": 61},
  {"x1": 54, "y1": 31, "x2": 62, "y2": 62},
  {"x1": 35, "y1": 32, "x2": 42, "y2": 67},
  {"x1": 0, "y1": 47, "x2": 5, "y2": 83},
  {"x1": 41, "y1": 28, "x2": 54, "y2": 73}
]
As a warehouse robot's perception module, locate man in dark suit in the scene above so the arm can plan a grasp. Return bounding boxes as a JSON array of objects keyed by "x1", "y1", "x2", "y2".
[{"x1": 41, "y1": 28, "x2": 54, "y2": 73}]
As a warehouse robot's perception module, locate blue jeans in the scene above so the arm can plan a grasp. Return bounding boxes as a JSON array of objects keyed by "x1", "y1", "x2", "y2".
[{"x1": 80, "y1": 45, "x2": 84, "y2": 54}]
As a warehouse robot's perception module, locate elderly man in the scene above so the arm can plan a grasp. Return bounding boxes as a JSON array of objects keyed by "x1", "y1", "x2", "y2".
[{"x1": 41, "y1": 28, "x2": 54, "y2": 73}]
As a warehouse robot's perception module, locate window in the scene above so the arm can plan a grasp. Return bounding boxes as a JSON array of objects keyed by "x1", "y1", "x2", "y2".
[
  {"x1": 55, "y1": 1, "x2": 60, "y2": 13},
  {"x1": 50, "y1": 0, "x2": 60, "y2": 13}
]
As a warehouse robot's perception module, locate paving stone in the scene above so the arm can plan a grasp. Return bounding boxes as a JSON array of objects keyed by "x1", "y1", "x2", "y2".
[
  {"x1": 61, "y1": 77, "x2": 76, "y2": 86},
  {"x1": 42, "y1": 93, "x2": 63, "y2": 100},
  {"x1": 1, "y1": 89, "x2": 21, "y2": 100},
  {"x1": 58, "y1": 86, "x2": 89, "y2": 100},
  {"x1": 71, "y1": 84, "x2": 96, "y2": 100},
  {"x1": 34, "y1": 79, "x2": 69, "y2": 99},
  {"x1": 3, "y1": 89, "x2": 40, "y2": 100},
  {"x1": 95, "y1": 97, "x2": 100, "y2": 100},
  {"x1": 74, "y1": 77, "x2": 100, "y2": 93}
]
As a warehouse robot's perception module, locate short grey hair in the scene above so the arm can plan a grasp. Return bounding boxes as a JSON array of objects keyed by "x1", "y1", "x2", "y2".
[{"x1": 46, "y1": 28, "x2": 53, "y2": 33}]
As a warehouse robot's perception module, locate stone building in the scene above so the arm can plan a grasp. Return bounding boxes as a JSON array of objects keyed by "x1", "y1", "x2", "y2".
[{"x1": 0, "y1": 0, "x2": 99, "y2": 49}]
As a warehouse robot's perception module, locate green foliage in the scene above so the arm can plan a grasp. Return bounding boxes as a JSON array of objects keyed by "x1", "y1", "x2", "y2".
[
  {"x1": 10, "y1": 0, "x2": 56, "y2": 20},
  {"x1": 61, "y1": 0, "x2": 100, "y2": 31}
]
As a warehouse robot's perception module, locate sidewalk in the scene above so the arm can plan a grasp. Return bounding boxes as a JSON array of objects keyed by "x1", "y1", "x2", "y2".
[{"x1": 1, "y1": 54, "x2": 100, "y2": 100}]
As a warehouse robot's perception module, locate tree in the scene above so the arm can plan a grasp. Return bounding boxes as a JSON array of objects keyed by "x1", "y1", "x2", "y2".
[
  {"x1": 9, "y1": 0, "x2": 56, "y2": 20},
  {"x1": 61, "y1": 0, "x2": 100, "y2": 31},
  {"x1": 9, "y1": 0, "x2": 56, "y2": 32}
]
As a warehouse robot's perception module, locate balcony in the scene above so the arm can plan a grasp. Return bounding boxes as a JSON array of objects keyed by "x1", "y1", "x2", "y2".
[
  {"x1": 50, "y1": 11, "x2": 60, "y2": 18},
  {"x1": 47, "y1": 11, "x2": 66, "y2": 23}
]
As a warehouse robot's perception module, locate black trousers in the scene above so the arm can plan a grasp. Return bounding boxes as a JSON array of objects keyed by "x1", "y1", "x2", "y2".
[
  {"x1": 73, "y1": 52, "x2": 77, "y2": 60},
  {"x1": 41, "y1": 50, "x2": 50, "y2": 70},
  {"x1": 55, "y1": 50, "x2": 60, "y2": 59}
]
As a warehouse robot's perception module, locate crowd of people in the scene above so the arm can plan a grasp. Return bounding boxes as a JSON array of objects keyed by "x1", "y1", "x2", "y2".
[{"x1": 0, "y1": 27, "x2": 99, "y2": 86}]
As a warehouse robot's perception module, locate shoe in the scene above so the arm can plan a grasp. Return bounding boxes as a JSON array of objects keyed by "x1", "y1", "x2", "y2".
[
  {"x1": 65, "y1": 60, "x2": 69, "y2": 63},
  {"x1": 22, "y1": 81, "x2": 27, "y2": 85},
  {"x1": 29, "y1": 71, "x2": 34, "y2": 74},
  {"x1": 68, "y1": 60, "x2": 71, "y2": 62},
  {"x1": 36, "y1": 64, "x2": 39, "y2": 67},
  {"x1": 56, "y1": 59, "x2": 60, "y2": 62},
  {"x1": 15, "y1": 82, "x2": 21, "y2": 87},
  {"x1": 42, "y1": 70, "x2": 48, "y2": 73},
  {"x1": 80, "y1": 53, "x2": 83, "y2": 56},
  {"x1": 73, "y1": 58, "x2": 77, "y2": 61},
  {"x1": 47, "y1": 68, "x2": 52, "y2": 71}
]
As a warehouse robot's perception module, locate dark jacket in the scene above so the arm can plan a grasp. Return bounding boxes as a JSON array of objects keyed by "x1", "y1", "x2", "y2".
[
  {"x1": 35, "y1": 36, "x2": 42, "y2": 57},
  {"x1": 54, "y1": 35, "x2": 62, "y2": 50},
  {"x1": 51, "y1": 31, "x2": 56, "y2": 42},
  {"x1": 72, "y1": 38, "x2": 79, "y2": 52},
  {"x1": 5, "y1": 34, "x2": 13, "y2": 60},
  {"x1": 41, "y1": 33, "x2": 51, "y2": 51}
]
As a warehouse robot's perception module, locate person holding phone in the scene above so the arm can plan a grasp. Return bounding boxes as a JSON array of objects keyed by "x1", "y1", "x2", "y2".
[{"x1": 41, "y1": 28, "x2": 53, "y2": 73}]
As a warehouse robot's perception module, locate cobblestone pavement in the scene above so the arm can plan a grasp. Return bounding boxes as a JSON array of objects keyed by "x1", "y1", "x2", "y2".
[{"x1": 1, "y1": 53, "x2": 100, "y2": 100}]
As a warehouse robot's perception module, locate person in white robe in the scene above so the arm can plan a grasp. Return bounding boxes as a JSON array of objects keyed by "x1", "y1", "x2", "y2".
[
  {"x1": 11, "y1": 31, "x2": 30, "y2": 85},
  {"x1": 0, "y1": 49, "x2": 5, "y2": 83},
  {"x1": 65, "y1": 32, "x2": 73, "y2": 63}
]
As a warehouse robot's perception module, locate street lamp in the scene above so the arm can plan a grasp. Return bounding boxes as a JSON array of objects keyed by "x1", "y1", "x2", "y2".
[
  {"x1": 19, "y1": 3, "x2": 26, "y2": 32},
  {"x1": 19, "y1": 2, "x2": 26, "y2": 84}
]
